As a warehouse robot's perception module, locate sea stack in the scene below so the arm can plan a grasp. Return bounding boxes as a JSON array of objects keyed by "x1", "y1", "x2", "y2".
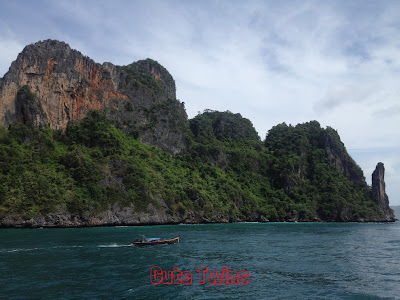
[{"x1": 372, "y1": 162, "x2": 395, "y2": 221}]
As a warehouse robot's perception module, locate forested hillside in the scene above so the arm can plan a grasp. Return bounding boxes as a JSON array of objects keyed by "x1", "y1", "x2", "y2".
[
  {"x1": 0, "y1": 40, "x2": 394, "y2": 227},
  {"x1": 0, "y1": 110, "x2": 392, "y2": 227}
]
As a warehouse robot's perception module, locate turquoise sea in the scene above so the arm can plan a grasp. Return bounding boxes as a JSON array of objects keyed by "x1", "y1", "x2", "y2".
[{"x1": 1, "y1": 222, "x2": 400, "y2": 299}]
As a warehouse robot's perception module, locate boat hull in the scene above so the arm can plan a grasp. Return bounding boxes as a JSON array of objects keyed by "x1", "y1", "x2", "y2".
[{"x1": 133, "y1": 236, "x2": 180, "y2": 245}]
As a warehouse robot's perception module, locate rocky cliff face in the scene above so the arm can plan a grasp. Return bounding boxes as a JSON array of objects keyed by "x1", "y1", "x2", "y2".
[
  {"x1": 372, "y1": 162, "x2": 395, "y2": 221},
  {"x1": 15, "y1": 85, "x2": 48, "y2": 127},
  {"x1": 0, "y1": 202, "x2": 232, "y2": 228},
  {"x1": 0, "y1": 40, "x2": 395, "y2": 227},
  {"x1": 320, "y1": 132, "x2": 395, "y2": 221},
  {"x1": 0, "y1": 39, "x2": 188, "y2": 154},
  {"x1": 0, "y1": 40, "x2": 127, "y2": 130},
  {"x1": 323, "y1": 128, "x2": 367, "y2": 188}
]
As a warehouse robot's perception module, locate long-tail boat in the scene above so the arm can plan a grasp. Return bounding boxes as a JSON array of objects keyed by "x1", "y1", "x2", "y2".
[{"x1": 132, "y1": 235, "x2": 180, "y2": 245}]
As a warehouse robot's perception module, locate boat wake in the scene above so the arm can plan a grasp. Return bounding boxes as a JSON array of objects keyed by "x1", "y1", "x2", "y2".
[
  {"x1": 97, "y1": 243, "x2": 133, "y2": 248},
  {"x1": 1, "y1": 245, "x2": 84, "y2": 253},
  {"x1": 1, "y1": 244, "x2": 134, "y2": 253},
  {"x1": 1, "y1": 247, "x2": 43, "y2": 253}
]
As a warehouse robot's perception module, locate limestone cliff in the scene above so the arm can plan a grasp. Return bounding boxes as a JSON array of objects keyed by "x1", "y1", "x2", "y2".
[
  {"x1": 323, "y1": 128, "x2": 367, "y2": 188},
  {"x1": 0, "y1": 40, "x2": 395, "y2": 227},
  {"x1": 372, "y1": 162, "x2": 395, "y2": 221},
  {"x1": 15, "y1": 85, "x2": 48, "y2": 127},
  {"x1": 0, "y1": 39, "x2": 188, "y2": 154},
  {"x1": 0, "y1": 40, "x2": 127, "y2": 130}
]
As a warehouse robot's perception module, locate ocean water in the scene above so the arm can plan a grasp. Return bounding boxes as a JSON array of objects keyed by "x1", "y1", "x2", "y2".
[{"x1": 1, "y1": 222, "x2": 400, "y2": 299}]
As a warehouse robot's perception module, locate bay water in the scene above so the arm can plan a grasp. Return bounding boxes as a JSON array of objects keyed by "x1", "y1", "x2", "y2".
[{"x1": 1, "y1": 222, "x2": 400, "y2": 299}]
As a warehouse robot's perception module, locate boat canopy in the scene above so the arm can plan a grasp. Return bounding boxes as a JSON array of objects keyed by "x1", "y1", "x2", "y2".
[{"x1": 145, "y1": 237, "x2": 161, "y2": 241}]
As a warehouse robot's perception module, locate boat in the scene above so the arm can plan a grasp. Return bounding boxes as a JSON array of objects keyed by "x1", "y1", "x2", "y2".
[{"x1": 132, "y1": 235, "x2": 180, "y2": 245}]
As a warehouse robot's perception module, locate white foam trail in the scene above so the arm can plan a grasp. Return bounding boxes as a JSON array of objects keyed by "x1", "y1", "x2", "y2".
[
  {"x1": 1, "y1": 244, "x2": 132, "y2": 253},
  {"x1": 97, "y1": 243, "x2": 132, "y2": 248},
  {"x1": 3, "y1": 247, "x2": 43, "y2": 253},
  {"x1": 1, "y1": 245, "x2": 85, "y2": 253},
  {"x1": 51, "y1": 245, "x2": 83, "y2": 249}
]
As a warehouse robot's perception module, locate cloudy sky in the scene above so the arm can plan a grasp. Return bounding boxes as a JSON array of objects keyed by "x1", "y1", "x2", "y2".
[{"x1": 1, "y1": 0, "x2": 399, "y2": 205}]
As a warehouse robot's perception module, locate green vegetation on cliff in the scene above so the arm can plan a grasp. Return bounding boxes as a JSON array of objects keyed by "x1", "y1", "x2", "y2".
[
  {"x1": 116, "y1": 58, "x2": 174, "y2": 98},
  {"x1": 0, "y1": 40, "x2": 391, "y2": 226},
  {"x1": 264, "y1": 121, "x2": 378, "y2": 220},
  {"x1": 0, "y1": 110, "x2": 385, "y2": 223}
]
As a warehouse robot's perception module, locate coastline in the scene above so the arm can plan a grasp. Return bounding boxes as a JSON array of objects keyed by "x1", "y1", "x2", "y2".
[{"x1": 1, "y1": 212, "x2": 395, "y2": 229}]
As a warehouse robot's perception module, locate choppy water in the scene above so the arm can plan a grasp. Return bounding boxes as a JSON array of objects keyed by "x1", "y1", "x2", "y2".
[{"x1": 1, "y1": 222, "x2": 400, "y2": 299}]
